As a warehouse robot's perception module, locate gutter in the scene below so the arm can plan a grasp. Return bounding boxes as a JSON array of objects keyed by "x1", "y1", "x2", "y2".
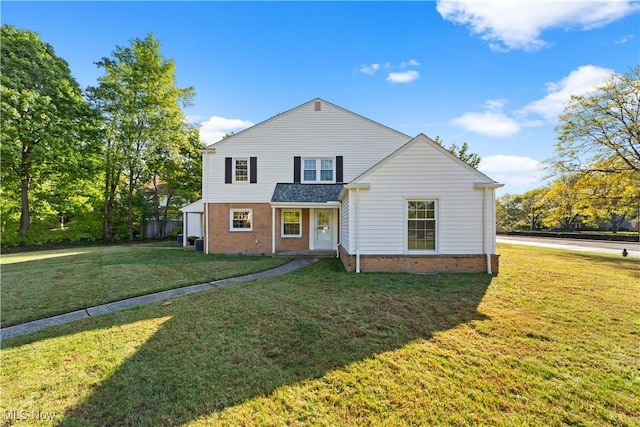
[{"x1": 474, "y1": 182, "x2": 504, "y2": 274}]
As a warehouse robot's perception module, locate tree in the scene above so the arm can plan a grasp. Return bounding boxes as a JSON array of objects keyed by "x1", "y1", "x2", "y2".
[
  {"x1": 0, "y1": 25, "x2": 98, "y2": 238},
  {"x1": 434, "y1": 136, "x2": 481, "y2": 168},
  {"x1": 89, "y1": 34, "x2": 195, "y2": 240},
  {"x1": 554, "y1": 66, "x2": 640, "y2": 173},
  {"x1": 520, "y1": 188, "x2": 547, "y2": 231},
  {"x1": 496, "y1": 194, "x2": 523, "y2": 232},
  {"x1": 575, "y1": 159, "x2": 639, "y2": 233},
  {"x1": 542, "y1": 174, "x2": 583, "y2": 230}
]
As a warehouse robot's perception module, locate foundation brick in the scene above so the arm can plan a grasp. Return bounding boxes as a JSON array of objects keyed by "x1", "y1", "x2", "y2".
[{"x1": 339, "y1": 246, "x2": 499, "y2": 274}]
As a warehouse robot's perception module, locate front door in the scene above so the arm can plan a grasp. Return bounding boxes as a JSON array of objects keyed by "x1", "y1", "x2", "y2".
[{"x1": 314, "y1": 209, "x2": 333, "y2": 250}]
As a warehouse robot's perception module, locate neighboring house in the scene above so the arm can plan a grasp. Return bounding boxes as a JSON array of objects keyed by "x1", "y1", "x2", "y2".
[{"x1": 192, "y1": 98, "x2": 503, "y2": 274}]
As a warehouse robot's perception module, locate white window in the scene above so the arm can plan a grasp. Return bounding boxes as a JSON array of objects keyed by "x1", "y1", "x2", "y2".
[
  {"x1": 230, "y1": 209, "x2": 252, "y2": 231},
  {"x1": 407, "y1": 200, "x2": 436, "y2": 250},
  {"x1": 234, "y1": 159, "x2": 248, "y2": 182},
  {"x1": 281, "y1": 209, "x2": 302, "y2": 237},
  {"x1": 303, "y1": 158, "x2": 334, "y2": 182}
]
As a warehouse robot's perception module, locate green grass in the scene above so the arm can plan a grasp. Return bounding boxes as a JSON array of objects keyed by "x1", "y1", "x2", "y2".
[
  {"x1": 0, "y1": 242, "x2": 288, "y2": 327},
  {"x1": 1, "y1": 244, "x2": 639, "y2": 426}
]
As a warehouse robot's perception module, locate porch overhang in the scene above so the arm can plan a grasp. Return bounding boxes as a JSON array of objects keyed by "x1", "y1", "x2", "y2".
[{"x1": 270, "y1": 183, "x2": 344, "y2": 205}]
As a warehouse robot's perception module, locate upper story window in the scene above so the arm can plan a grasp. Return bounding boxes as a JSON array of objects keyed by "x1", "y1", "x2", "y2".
[
  {"x1": 225, "y1": 157, "x2": 257, "y2": 184},
  {"x1": 235, "y1": 159, "x2": 248, "y2": 182},
  {"x1": 303, "y1": 158, "x2": 334, "y2": 183}
]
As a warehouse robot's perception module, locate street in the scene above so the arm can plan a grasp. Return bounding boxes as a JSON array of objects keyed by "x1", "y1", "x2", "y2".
[{"x1": 497, "y1": 235, "x2": 640, "y2": 258}]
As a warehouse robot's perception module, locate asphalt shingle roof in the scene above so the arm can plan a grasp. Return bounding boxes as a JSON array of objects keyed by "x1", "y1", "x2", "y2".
[{"x1": 271, "y1": 183, "x2": 343, "y2": 203}]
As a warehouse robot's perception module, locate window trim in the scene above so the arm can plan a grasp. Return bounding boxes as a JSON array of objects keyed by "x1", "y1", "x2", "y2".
[
  {"x1": 281, "y1": 209, "x2": 302, "y2": 238},
  {"x1": 230, "y1": 208, "x2": 253, "y2": 232},
  {"x1": 234, "y1": 158, "x2": 249, "y2": 183},
  {"x1": 302, "y1": 157, "x2": 335, "y2": 183},
  {"x1": 406, "y1": 199, "x2": 438, "y2": 252}
]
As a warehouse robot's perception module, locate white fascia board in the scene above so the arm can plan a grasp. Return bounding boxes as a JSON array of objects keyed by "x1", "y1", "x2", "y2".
[
  {"x1": 339, "y1": 183, "x2": 370, "y2": 200},
  {"x1": 270, "y1": 201, "x2": 341, "y2": 209},
  {"x1": 474, "y1": 182, "x2": 505, "y2": 189}
]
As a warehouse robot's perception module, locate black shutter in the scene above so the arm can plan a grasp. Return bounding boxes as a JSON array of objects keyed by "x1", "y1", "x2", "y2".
[
  {"x1": 336, "y1": 156, "x2": 343, "y2": 183},
  {"x1": 250, "y1": 157, "x2": 257, "y2": 183},
  {"x1": 294, "y1": 156, "x2": 301, "y2": 183},
  {"x1": 225, "y1": 157, "x2": 232, "y2": 184}
]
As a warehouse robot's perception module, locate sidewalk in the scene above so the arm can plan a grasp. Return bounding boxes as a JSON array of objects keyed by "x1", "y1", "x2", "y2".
[{"x1": 1, "y1": 258, "x2": 318, "y2": 340}]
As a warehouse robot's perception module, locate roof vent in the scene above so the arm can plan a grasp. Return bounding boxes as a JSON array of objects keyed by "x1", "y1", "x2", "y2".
[{"x1": 314, "y1": 101, "x2": 321, "y2": 111}]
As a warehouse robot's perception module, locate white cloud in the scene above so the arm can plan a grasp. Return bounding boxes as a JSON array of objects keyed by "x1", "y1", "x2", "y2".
[
  {"x1": 360, "y1": 63, "x2": 380, "y2": 75},
  {"x1": 451, "y1": 111, "x2": 521, "y2": 137},
  {"x1": 479, "y1": 154, "x2": 544, "y2": 187},
  {"x1": 198, "y1": 116, "x2": 254, "y2": 145},
  {"x1": 360, "y1": 60, "x2": 421, "y2": 83},
  {"x1": 484, "y1": 98, "x2": 508, "y2": 111},
  {"x1": 615, "y1": 34, "x2": 635, "y2": 44},
  {"x1": 400, "y1": 59, "x2": 421, "y2": 68},
  {"x1": 519, "y1": 65, "x2": 614, "y2": 121},
  {"x1": 386, "y1": 70, "x2": 420, "y2": 83},
  {"x1": 436, "y1": 0, "x2": 639, "y2": 51}
]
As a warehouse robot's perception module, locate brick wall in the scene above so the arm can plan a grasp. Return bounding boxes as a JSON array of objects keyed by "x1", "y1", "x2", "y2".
[
  {"x1": 339, "y1": 246, "x2": 500, "y2": 274},
  {"x1": 274, "y1": 208, "x2": 310, "y2": 252},
  {"x1": 207, "y1": 204, "x2": 315, "y2": 255},
  {"x1": 207, "y1": 203, "x2": 272, "y2": 255}
]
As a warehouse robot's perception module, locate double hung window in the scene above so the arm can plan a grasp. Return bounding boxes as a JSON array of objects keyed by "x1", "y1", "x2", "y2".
[
  {"x1": 281, "y1": 209, "x2": 302, "y2": 237},
  {"x1": 407, "y1": 200, "x2": 436, "y2": 250},
  {"x1": 303, "y1": 158, "x2": 334, "y2": 182},
  {"x1": 230, "y1": 209, "x2": 252, "y2": 231},
  {"x1": 235, "y1": 159, "x2": 248, "y2": 182}
]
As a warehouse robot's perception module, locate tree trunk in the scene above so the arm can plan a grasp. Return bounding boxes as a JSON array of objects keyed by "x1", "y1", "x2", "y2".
[
  {"x1": 128, "y1": 170, "x2": 134, "y2": 240},
  {"x1": 18, "y1": 175, "x2": 31, "y2": 238},
  {"x1": 159, "y1": 191, "x2": 174, "y2": 238}
]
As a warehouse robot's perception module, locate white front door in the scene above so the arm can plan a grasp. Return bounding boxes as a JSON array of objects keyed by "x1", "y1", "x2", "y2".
[{"x1": 314, "y1": 209, "x2": 333, "y2": 250}]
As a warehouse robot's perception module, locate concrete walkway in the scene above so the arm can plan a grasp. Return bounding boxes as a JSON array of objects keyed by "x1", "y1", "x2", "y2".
[{"x1": 1, "y1": 258, "x2": 318, "y2": 340}]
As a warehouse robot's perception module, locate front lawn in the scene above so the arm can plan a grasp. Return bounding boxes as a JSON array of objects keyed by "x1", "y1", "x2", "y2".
[
  {"x1": 1, "y1": 245, "x2": 638, "y2": 426},
  {"x1": 0, "y1": 242, "x2": 288, "y2": 327}
]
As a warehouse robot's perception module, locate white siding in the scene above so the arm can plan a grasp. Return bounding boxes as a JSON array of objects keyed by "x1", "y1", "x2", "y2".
[
  {"x1": 351, "y1": 137, "x2": 488, "y2": 255},
  {"x1": 341, "y1": 197, "x2": 350, "y2": 252},
  {"x1": 203, "y1": 100, "x2": 410, "y2": 203}
]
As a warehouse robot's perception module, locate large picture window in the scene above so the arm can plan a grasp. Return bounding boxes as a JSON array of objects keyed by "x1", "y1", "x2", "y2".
[
  {"x1": 407, "y1": 200, "x2": 436, "y2": 250},
  {"x1": 303, "y1": 158, "x2": 334, "y2": 182},
  {"x1": 281, "y1": 209, "x2": 302, "y2": 237},
  {"x1": 230, "y1": 209, "x2": 252, "y2": 231}
]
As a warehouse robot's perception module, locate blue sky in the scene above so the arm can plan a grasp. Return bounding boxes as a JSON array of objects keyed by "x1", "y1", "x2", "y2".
[{"x1": 3, "y1": 1, "x2": 639, "y2": 194}]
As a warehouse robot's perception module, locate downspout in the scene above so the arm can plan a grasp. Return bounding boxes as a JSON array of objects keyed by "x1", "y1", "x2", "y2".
[
  {"x1": 204, "y1": 202, "x2": 209, "y2": 254},
  {"x1": 483, "y1": 187, "x2": 492, "y2": 275},
  {"x1": 272, "y1": 206, "x2": 276, "y2": 255},
  {"x1": 356, "y1": 187, "x2": 361, "y2": 273},
  {"x1": 183, "y1": 210, "x2": 187, "y2": 247}
]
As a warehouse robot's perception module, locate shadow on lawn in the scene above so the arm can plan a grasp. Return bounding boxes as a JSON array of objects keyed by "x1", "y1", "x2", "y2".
[{"x1": 17, "y1": 259, "x2": 492, "y2": 426}]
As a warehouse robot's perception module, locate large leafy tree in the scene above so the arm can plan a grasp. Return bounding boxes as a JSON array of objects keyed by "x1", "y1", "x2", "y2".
[
  {"x1": 554, "y1": 66, "x2": 640, "y2": 173},
  {"x1": 1, "y1": 25, "x2": 98, "y2": 238},
  {"x1": 575, "y1": 159, "x2": 639, "y2": 233},
  {"x1": 88, "y1": 34, "x2": 195, "y2": 240},
  {"x1": 542, "y1": 174, "x2": 584, "y2": 231}
]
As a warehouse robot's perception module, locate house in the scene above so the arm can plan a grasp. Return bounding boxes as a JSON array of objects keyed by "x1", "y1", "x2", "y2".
[{"x1": 191, "y1": 98, "x2": 503, "y2": 274}]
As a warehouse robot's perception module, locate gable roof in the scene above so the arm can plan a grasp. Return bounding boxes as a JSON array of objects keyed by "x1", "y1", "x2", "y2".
[
  {"x1": 271, "y1": 183, "x2": 343, "y2": 203},
  {"x1": 203, "y1": 98, "x2": 411, "y2": 149},
  {"x1": 349, "y1": 133, "x2": 500, "y2": 185}
]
